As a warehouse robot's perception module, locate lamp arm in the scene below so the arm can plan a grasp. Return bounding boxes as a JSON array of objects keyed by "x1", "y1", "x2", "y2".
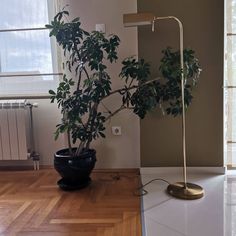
[{"x1": 153, "y1": 16, "x2": 187, "y2": 186}]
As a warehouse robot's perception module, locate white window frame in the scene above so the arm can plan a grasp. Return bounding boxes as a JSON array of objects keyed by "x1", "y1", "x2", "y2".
[
  {"x1": 0, "y1": 0, "x2": 62, "y2": 99},
  {"x1": 225, "y1": 0, "x2": 236, "y2": 168}
]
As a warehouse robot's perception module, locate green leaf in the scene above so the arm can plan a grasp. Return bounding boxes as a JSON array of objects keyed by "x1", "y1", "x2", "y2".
[
  {"x1": 72, "y1": 17, "x2": 80, "y2": 23},
  {"x1": 49, "y1": 90, "x2": 56, "y2": 95},
  {"x1": 99, "y1": 132, "x2": 106, "y2": 138},
  {"x1": 45, "y1": 24, "x2": 53, "y2": 29}
]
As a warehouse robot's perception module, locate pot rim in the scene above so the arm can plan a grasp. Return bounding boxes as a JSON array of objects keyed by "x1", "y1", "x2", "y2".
[{"x1": 55, "y1": 148, "x2": 96, "y2": 159}]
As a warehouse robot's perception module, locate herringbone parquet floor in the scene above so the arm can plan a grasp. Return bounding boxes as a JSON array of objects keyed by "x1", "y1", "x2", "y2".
[{"x1": 0, "y1": 169, "x2": 142, "y2": 236}]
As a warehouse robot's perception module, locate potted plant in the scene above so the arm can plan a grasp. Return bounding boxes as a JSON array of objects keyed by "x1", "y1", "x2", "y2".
[{"x1": 46, "y1": 10, "x2": 201, "y2": 190}]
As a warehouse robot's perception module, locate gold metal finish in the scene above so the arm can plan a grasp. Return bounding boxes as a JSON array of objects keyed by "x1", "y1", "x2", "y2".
[
  {"x1": 123, "y1": 13, "x2": 155, "y2": 27},
  {"x1": 167, "y1": 182, "x2": 204, "y2": 200}
]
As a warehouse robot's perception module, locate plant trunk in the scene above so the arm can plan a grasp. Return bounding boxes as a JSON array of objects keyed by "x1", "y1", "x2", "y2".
[
  {"x1": 67, "y1": 129, "x2": 73, "y2": 156},
  {"x1": 85, "y1": 140, "x2": 90, "y2": 149},
  {"x1": 75, "y1": 141, "x2": 85, "y2": 156}
]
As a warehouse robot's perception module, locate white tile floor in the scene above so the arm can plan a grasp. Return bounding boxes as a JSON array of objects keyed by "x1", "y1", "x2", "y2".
[{"x1": 141, "y1": 168, "x2": 236, "y2": 236}]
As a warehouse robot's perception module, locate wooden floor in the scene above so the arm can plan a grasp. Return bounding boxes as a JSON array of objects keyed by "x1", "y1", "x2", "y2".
[{"x1": 0, "y1": 169, "x2": 142, "y2": 236}]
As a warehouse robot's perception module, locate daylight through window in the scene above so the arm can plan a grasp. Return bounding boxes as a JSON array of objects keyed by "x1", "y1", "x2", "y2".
[
  {"x1": 225, "y1": 0, "x2": 236, "y2": 168},
  {"x1": 0, "y1": 0, "x2": 61, "y2": 97}
]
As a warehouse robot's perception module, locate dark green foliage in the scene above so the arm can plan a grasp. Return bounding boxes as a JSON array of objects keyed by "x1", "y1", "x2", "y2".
[
  {"x1": 46, "y1": 9, "x2": 201, "y2": 156},
  {"x1": 130, "y1": 81, "x2": 161, "y2": 119},
  {"x1": 119, "y1": 57, "x2": 160, "y2": 118},
  {"x1": 46, "y1": 10, "x2": 121, "y2": 155},
  {"x1": 120, "y1": 58, "x2": 150, "y2": 83},
  {"x1": 159, "y1": 47, "x2": 201, "y2": 116}
]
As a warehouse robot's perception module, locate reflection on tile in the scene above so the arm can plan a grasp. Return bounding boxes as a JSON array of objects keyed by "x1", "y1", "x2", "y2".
[
  {"x1": 225, "y1": 176, "x2": 236, "y2": 236},
  {"x1": 145, "y1": 216, "x2": 187, "y2": 236},
  {"x1": 141, "y1": 169, "x2": 236, "y2": 236}
]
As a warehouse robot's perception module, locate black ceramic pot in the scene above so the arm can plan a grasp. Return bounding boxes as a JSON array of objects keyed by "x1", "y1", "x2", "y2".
[{"x1": 54, "y1": 148, "x2": 96, "y2": 191}]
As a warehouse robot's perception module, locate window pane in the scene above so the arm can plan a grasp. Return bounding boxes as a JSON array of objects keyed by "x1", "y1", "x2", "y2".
[
  {"x1": 226, "y1": 37, "x2": 236, "y2": 86},
  {"x1": 227, "y1": 143, "x2": 236, "y2": 165},
  {"x1": 0, "y1": 0, "x2": 60, "y2": 96},
  {"x1": 226, "y1": 0, "x2": 236, "y2": 33},
  {"x1": 0, "y1": 0, "x2": 49, "y2": 29},
  {"x1": 0, "y1": 74, "x2": 60, "y2": 95},
  {"x1": 0, "y1": 30, "x2": 54, "y2": 74},
  {"x1": 225, "y1": 0, "x2": 236, "y2": 166},
  {"x1": 227, "y1": 89, "x2": 236, "y2": 139}
]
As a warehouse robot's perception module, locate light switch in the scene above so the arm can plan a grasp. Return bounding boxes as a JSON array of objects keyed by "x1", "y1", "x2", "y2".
[{"x1": 95, "y1": 24, "x2": 106, "y2": 33}]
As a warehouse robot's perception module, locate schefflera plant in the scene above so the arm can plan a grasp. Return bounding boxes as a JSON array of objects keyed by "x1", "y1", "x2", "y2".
[
  {"x1": 159, "y1": 47, "x2": 201, "y2": 116},
  {"x1": 46, "y1": 10, "x2": 201, "y2": 157}
]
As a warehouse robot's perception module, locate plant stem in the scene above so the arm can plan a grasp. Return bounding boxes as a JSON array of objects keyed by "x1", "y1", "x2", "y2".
[
  {"x1": 67, "y1": 128, "x2": 73, "y2": 155},
  {"x1": 101, "y1": 78, "x2": 161, "y2": 101},
  {"x1": 86, "y1": 102, "x2": 99, "y2": 146},
  {"x1": 76, "y1": 70, "x2": 106, "y2": 152},
  {"x1": 74, "y1": 66, "x2": 91, "y2": 156},
  {"x1": 83, "y1": 67, "x2": 90, "y2": 80},
  {"x1": 85, "y1": 140, "x2": 90, "y2": 149},
  {"x1": 101, "y1": 101, "x2": 112, "y2": 114},
  {"x1": 128, "y1": 78, "x2": 134, "y2": 88},
  {"x1": 75, "y1": 141, "x2": 85, "y2": 156},
  {"x1": 77, "y1": 70, "x2": 82, "y2": 91},
  {"x1": 75, "y1": 102, "x2": 99, "y2": 156},
  {"x1": 105, "y1": 105, "x2": 126, "y2": 122}
]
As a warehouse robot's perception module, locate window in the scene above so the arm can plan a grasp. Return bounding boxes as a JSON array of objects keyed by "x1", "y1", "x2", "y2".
[
  {"x1": 0, "y1": 0, "x2": 61, "y2": 97},
  {"x1": 225, "y1": 0, "x2": 236, "y2": 168}
]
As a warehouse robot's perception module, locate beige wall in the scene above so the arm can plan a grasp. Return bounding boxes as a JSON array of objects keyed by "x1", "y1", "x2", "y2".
[
  {"x1": 59, "y1": 0, "x2": 139, "y2": 168},
  {"x1": 0, "y1": 0, "x2": 139, "y2": 168},
  {"x1": 1, "y1": 0, "x2": 223, "y2": 169},
  {"x1": 138, "y1": 0, "x2": 224, "y2": 166},
  {"x1": 0, "y1": 0, "x2": 140, "y2": 168}
]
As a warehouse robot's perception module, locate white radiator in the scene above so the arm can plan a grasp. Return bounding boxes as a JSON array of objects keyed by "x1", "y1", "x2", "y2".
[{"x1": 0, "y1": 100, "x2": 28, "y2": 160}]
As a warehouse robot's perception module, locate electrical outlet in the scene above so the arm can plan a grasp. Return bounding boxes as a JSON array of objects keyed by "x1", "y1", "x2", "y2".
[{"x1": 112, "y1": 126, "x2": 122, "y2": 136}]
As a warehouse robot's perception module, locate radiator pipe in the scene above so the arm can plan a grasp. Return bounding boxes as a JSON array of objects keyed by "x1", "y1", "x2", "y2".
[{"x1": 25, "y1": 102, "x2": 40, "y2": 170}]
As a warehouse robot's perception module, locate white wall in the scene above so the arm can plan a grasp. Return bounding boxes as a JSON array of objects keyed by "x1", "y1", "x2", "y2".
[{"x1": 0, "y1": 0, "x2": 140, "y2": 168}]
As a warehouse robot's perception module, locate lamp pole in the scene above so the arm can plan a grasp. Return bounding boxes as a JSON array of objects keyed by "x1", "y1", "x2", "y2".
[
  {"x1": 155, "y1": 17, "x2": 203, "y2": 199},
  {"x1": 153, "y1": 17, "x2": 187, "y2": 187}
]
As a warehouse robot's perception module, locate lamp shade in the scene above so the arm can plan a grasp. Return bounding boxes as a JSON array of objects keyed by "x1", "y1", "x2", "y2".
[{"x1": 123, "y1": 13, "x2": 155, "y2": 27}]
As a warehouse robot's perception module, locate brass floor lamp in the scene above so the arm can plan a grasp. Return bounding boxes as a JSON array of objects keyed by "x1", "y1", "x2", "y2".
[{"x1": 123, "y1": 13, "x2": 204, "y2": 200}]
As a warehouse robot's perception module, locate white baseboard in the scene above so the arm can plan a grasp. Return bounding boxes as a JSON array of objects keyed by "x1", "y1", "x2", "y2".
[{"x1": 140, "y1": 166, "x2": 226, "y2": 175}]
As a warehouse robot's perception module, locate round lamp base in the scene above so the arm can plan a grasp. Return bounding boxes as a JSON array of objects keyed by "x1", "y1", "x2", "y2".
[{"x1": 167, "y1": 182, "x2": 204, "y2": 200}]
